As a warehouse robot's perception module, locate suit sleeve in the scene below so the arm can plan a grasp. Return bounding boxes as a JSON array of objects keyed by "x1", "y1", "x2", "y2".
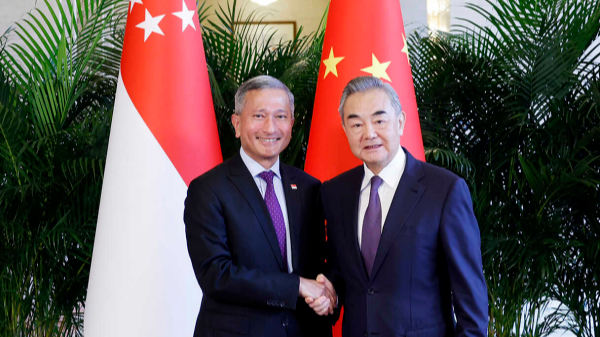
[
  {"x1": 320, "y1": 182, "x2": 344, "y2": 324},
  {"x1": 184, "y1": 178, "x2": 300, "y2": 310},
  {"x1": 439, "y1": 178, "x2": 488, "y2": 337}
]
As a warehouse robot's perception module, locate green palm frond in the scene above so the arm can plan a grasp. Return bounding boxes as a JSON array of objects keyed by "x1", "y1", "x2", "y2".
[
  {"x1": 424, "y1": 147, "x2": 474, "y2": 177},
  {"x1": 0, "y1": 0, "x2": 123, "y2": 335},
  {"x1": 413, "y1": 1, "x2": 600, "y2": 336},
  {"x1": 2, "y1": 0, "x2": 125, "y2": 139}
]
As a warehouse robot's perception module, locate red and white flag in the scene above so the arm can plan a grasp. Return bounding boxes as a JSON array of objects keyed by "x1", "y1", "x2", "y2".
[
  {"x1": 305, "y1": 0, "x2": 425, "y2": 183},
  {"x1": 85, "y1": 0, "x2": 221, "y2": 335}
]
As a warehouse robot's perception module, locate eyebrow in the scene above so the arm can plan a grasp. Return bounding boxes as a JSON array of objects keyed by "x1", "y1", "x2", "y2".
[
  {"x1": 346, "y1": 110, "x2": 388, "y2": 120},
  {"x1": 255, "y1": 108, "x2": 288, "y2": 113}
]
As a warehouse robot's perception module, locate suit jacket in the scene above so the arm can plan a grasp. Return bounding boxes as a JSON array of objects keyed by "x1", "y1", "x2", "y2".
[
  {"x1": 184, "y1": 153, "x2": 332, "y2": 337},
  {"x1": 321, "y1": 148, "x2": 488, "y2": 337}
]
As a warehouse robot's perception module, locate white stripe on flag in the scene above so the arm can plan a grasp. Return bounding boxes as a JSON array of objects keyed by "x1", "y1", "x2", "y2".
[{"x1": 85, "y1": 74, "x2": 201, "y2": 337}]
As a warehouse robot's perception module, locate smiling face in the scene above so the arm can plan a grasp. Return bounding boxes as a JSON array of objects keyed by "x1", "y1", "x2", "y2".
[
  {"x1": 231, "y1": 88, "x2": 294, "y2": 169},
  {"x1": 342, "y1": 89, "x2": 405, "y2": 175}
]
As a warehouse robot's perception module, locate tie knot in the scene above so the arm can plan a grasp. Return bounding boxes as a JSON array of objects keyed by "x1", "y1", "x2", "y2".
[
  {"x1": 259, "y1": 170, "x2": 275, "y2": 184},
  {"x1": 370, "y1": 175, "x2": 383, "y2": 193}
]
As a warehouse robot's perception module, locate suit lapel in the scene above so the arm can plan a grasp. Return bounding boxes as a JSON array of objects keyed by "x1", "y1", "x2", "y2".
[
  {"x1": 227, "y1": 153, "x2": 286, "y2": 271},
  {"x1": 370, "y1": 150, "x2": 426, "y2": 281},
  {"x1": 280, "y1": 164, "x2": 300, "y2": 271},
  {"x1": 342, "y1": 166, "x2": 370, "y2": 282}
]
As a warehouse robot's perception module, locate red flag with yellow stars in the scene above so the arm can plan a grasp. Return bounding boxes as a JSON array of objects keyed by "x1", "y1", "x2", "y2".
[{"x1": 305, "y1": 0, "x2": 425, "y2": 182}]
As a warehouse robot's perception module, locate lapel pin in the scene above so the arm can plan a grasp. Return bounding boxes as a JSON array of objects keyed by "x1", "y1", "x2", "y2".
[{"x1": 290, "y1": 184, "x2": 297, "y2": 190}]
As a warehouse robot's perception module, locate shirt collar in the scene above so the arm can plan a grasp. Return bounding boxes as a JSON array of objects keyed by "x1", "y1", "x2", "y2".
[
  {"x1": 361, "y1": 147, "x2": 406, "y2": 191},
  {"x1": 240, "y1": 147, "x2": 281, "y2": 180}
]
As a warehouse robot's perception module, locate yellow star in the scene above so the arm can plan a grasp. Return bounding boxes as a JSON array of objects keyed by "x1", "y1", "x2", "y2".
[
  {"x1": 401, "y1": 34, "x2": 410, "y2": 65},
  {"x1": 322, "y1": 47, "x2": 344, "y2": 79},
  {"x1": 361, "y1": 54, "x2": 392, "y2": 82}
]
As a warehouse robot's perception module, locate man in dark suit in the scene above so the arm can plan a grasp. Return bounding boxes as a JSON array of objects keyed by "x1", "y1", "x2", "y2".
[
  {"x1": 184, "y1": 76, "x2": 335, "y2": 337},
  {"x1": 314, "y1": 76, "x2": 488, "y2": 337}
]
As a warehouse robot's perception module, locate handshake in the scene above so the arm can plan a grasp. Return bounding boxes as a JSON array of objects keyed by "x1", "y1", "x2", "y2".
[{"x1": 298, "y1": 274, "x2": 337, "y2": 316}]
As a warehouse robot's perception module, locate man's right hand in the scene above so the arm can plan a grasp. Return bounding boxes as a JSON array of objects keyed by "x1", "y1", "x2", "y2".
[
  {"x1": 299, "y1": 277, "x2": 327, "y2": 298},
  {"x1": 300, "y1": 274, "x2": 337, "y2": 316}
]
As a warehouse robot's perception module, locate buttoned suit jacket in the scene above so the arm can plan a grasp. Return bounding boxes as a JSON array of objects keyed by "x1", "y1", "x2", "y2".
[
  {"x1": 321, "y1": 148, "x2": 488, "y2": 337},
  {"x1": 184, "y1": 153, "x2": 332, "y2": 337}
]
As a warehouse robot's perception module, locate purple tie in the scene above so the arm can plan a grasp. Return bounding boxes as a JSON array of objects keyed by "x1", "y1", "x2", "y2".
[
  {"x1": 258, "y1": 170, "x2": 288, "y2": 271},
  {"x1": 361, "y1": 175, "x2": 384, "y2": 277}
]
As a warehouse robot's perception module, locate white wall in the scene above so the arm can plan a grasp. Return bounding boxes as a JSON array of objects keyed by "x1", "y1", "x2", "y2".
[
  {"x1": 400, "y1": 0, "x2": 428, "y2": 32},
  {"x1": 1, "y1": 0, "x2": 429, "y2": 43},
  {"x1": 449, "y1": 0, "x2": 494, "y2": 31},
  {"x1": 0, "y1": 0, "x2": 37, "y2": 41},
  {"x1": 201, "y1": 0, "x2": 329, "y2": 38},
  {"x1": 200, "y1": 0, "x2": 428, "y2": 37},
  {"x1": 0, "y1": 0, "x2": 67, "y2": 51}
]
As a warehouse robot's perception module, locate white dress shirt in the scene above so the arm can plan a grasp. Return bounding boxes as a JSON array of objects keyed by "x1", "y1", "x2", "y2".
[
  {"x1": 240, "y1": 147, "x2": 293, "y2": 272},
  {"x1": 358, "y1": 148, "x2": 406, "y2": 248}
]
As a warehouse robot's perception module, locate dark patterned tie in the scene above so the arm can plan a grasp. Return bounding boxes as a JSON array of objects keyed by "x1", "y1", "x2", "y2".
[
  {"x1": 258, "y1": 170, "x2": 288, "y2": 271},
  {"x1": 361, "y1": 175, "x2": 384, "y2": 277}
]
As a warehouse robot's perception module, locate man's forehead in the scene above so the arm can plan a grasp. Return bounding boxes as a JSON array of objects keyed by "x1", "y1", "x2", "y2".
[
  {"x1": 349, "y1": 89, "x2": 390, "y2": 104},
  {"x1": 245, "y1": 91, "x2": 291, "y2": 108},
  {"x1": 345, "y1": 92, "x2": 392, "y2": 116}
]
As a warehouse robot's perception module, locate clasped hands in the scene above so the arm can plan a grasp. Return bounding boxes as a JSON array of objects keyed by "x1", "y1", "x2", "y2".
[{"x1": 299, "y1": 274, "x2": 337, "y2": 316}]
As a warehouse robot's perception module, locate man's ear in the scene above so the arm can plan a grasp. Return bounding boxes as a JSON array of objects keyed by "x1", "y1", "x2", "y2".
[
  {"x1": 231, "y1": 114, "x2": 241, "y2": 138},
  {"x1": 398, "y1": 111, "x2": 406, "y2": 136}
]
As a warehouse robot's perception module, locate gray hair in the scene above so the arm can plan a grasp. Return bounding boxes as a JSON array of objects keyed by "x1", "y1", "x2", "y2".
[
  {"x1": 338, "y1": 76, "x2": 402, "y2": 120},
  {"x1": 234, "y1": 75, "x2": 295, "y2": 116}
]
